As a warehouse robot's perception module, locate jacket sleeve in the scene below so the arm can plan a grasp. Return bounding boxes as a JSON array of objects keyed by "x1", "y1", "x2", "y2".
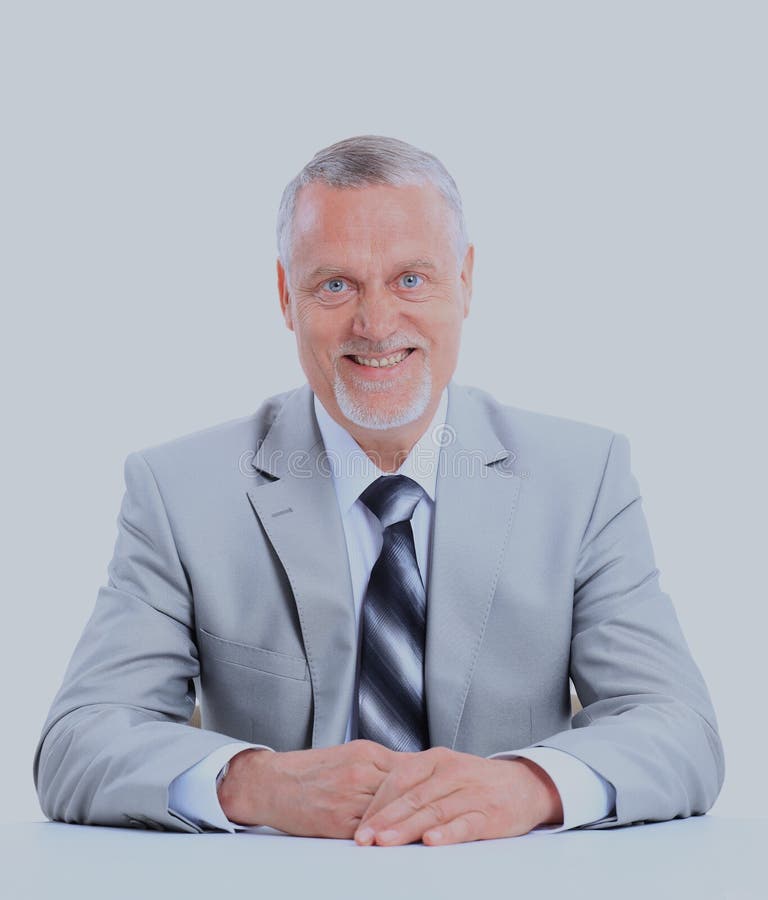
[
  {"x1": 531, "y1": 432, "x2": 725, "y2": 829},
  {"x1": 32, "y1": 451, "x2": 245, "y2": 833}
]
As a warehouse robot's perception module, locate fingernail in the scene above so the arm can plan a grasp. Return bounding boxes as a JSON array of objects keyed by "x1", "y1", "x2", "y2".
[
  {"x1": 356, "y1": 827, "x2": 375, "y2": 844},
  {"x1": 426, "y1": 829, "x2": 442, "y2": 842},
  {"x1": 378, "y1": 829, "x2": 399, "y2": 843}
]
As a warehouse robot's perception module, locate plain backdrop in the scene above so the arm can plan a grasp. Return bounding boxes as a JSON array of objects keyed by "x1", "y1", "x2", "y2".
[{"x1": 1, "y1": 1, "x2": 765, "y2": 825}]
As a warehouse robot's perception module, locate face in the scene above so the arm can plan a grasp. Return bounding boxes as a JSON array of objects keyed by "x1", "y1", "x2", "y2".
[{"x1": 277, "y1": 181, "x2": 474, "y2": 433}]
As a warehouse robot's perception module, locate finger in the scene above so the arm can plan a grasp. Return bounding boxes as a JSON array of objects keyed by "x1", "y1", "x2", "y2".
[
  {"x1": 357, "y1": 766, "x2": 432, "y2": 829},
  {"x1": 356, "y1": 753, "x2": 437, "y2": 831},
  {"x1": 359, "y1": 767, "x2": 463, "y2": 836},
  {"x1": 366, "y1": 788, "x2": 473, "y2": 846},
  {"x1": 422, "y1": 811, "x2": 490, "y2": 846}
]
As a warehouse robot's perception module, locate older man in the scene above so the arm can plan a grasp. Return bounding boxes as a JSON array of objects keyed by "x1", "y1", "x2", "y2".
[{"x1": 34, "y1": 135, "x2": 724, "y2": 846}]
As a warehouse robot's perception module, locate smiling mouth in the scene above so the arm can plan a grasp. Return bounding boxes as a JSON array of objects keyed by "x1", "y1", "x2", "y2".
[{"x1": 345, "y1": 348, "x2": 415, "y2": 368}]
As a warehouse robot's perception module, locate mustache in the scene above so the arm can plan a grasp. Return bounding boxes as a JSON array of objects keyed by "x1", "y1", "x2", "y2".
[{"x1": 336, "y1": 338, "x2": 425, "y2": 357}]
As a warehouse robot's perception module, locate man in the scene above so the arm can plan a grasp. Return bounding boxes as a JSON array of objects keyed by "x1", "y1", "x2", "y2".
[{"x1": 33, "y1": 135, "x2": 724, "y2": 846}]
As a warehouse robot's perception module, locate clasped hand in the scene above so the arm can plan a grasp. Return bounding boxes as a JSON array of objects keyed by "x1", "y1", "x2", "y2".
[{"x1": 219, "y1": 740, "x2": 562, "y2": 846}]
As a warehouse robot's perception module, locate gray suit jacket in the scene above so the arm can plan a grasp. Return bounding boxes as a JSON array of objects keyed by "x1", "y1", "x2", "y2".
[{"x1": 33, "y1": 381, "x2": 724, "y2": 833}]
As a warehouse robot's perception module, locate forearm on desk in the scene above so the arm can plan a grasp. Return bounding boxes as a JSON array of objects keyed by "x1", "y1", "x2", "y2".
[{"x1": 170, "y1": 742, "x2": 615, "y2": 835}]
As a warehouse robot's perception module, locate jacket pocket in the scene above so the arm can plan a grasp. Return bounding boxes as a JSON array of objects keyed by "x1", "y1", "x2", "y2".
[{"x1": 198, "y1": 626, "x2": 309, "y2": 681}]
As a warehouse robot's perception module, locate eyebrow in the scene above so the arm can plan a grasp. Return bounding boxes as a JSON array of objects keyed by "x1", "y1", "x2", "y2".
[{"x1": 304, "y1": 259, "x2": 437, "y2": 282}]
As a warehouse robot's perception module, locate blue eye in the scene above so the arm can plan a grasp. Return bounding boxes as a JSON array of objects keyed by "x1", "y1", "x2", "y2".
[
  {"x1": 322, "y1": 278, "x2": 347, "y2": 293},
  {"x1": 400, "y1": 273, "x2": 424, "y2": 289}
]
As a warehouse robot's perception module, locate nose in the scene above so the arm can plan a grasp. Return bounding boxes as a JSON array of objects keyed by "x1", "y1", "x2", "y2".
[{"x1": 350, "y1": 285, "x2": 401, "y2": 344}]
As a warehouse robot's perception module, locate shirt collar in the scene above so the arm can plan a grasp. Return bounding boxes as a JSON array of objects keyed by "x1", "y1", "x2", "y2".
[{"x1": 313, "y1": 386, "x2": 449, "y2": 515}]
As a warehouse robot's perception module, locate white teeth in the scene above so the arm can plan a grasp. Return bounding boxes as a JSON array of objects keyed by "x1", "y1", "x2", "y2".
[{"x1": 352, "y1": 349, "x2": 410, "y2": 368}]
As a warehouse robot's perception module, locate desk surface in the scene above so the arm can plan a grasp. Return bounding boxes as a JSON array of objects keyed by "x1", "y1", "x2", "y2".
[{"x1": 1, "y1": 816, "x2": 765, "y2": 900}]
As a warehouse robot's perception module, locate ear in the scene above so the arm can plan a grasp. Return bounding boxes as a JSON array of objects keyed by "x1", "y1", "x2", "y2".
[
  {"x1": 277, "y1": 258, "x2": 294, "y2": 331},
  {"x1": 460, "y1": 243, "x2": 474, "y2": 318}
]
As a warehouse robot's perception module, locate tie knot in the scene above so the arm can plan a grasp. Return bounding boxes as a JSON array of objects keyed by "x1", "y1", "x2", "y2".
[{"x1": 359, "y1": 474, "x2": 424, "y2": 529}]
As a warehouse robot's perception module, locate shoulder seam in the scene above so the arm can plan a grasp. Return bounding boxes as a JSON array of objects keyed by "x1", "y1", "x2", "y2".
[{"x1": 577, "y1": 431, "x2": 617, "y2": 550}]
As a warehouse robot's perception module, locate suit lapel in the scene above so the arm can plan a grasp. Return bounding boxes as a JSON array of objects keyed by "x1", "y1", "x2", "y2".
[
  {"x1": 424, "y1": 382, "x2": 523, "y2": 748},
  {"x1": 246, "y1": 383, "x2": 357, "y2": 748}
]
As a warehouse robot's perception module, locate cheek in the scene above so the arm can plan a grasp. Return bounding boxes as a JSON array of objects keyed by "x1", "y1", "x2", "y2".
[
  {"x1": 292, "y1": 298, "x2": 320, "y2": 330},
  {"x1": 293, "y1": 304, "x2": 347, "y2": 358},
  {"x1": 419, "y1": 315, "x2": 464, "y2": 375},
  {"x1": 417, "y1": 304, "x2": 464, "y2": 348}
]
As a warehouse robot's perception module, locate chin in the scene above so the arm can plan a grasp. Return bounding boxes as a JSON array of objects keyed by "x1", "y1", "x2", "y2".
[{"x1": 333, "y1": 372, "x2": 433, "y2": 432}]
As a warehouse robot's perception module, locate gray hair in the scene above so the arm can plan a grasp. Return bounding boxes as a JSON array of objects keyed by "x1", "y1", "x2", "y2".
[{"x1": 276, "y1": 135, "x2": 469, "y2": 276}]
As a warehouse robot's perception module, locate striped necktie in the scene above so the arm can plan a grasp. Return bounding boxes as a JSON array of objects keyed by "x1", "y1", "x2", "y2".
[{"x1": 355, "y1": 474, "x2": 430, "y2": 751}]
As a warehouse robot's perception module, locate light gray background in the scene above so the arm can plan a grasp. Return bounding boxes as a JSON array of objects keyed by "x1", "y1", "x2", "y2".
[{"x1": 1, "y1": 1, "x2": 765, "y2": 825}]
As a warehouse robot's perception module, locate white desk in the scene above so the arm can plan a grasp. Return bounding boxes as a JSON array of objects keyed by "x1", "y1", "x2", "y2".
[{"x1": 1, "y1": 816, "x2": 765, "y2": 900}]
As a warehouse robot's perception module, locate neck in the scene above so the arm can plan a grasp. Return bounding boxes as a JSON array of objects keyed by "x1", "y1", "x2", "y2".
[{"x1": 330, "y1": 396, "x2": 442, "y2": 473}]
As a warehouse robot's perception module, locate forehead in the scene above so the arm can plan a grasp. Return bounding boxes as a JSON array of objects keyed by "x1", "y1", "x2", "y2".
[{"x1": 291, "y1": 181, "x2": 455, "y2": 269}]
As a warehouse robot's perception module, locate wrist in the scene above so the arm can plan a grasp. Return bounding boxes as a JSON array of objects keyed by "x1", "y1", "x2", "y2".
[
  {"x1": 217, "y1": 747, "x2": 274, "y2": 825},
  {"x1": 514, "y1": 757, "x2": 564, "y2": 827}
]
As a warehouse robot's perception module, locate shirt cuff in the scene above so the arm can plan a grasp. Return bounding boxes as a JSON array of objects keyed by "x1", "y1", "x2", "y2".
[
  {"x1": 486, "y1": 746, "x2": 617, "y2": 832},
  {"x1": 168, "y1": 741, "x2": 275, "y2": 833}
]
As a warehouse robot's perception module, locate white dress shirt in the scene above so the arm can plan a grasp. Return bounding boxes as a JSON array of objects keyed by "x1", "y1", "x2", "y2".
[{"x1": 169, "y1": 388, "x2": 616, "y2": 833}]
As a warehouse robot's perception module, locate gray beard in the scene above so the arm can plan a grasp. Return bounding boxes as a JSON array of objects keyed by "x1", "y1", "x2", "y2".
[{"x1": 332, "y1": 358, "x2": 432, "y2": 431}]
